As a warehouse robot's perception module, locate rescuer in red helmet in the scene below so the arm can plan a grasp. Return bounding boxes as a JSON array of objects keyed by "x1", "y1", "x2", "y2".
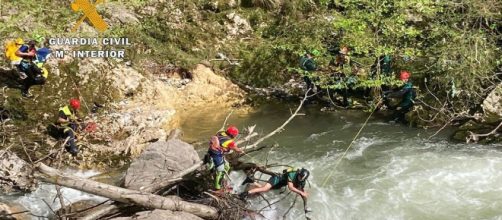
[
  {"x1": 205, "y1": 125, "x2": 244, "y2": 191},
  {"x1": 56, "y1": 98, "x2": 81, "y2": 156},
  {"x1": 384, "y1": 71, "x2": 416, "y2": 123}
]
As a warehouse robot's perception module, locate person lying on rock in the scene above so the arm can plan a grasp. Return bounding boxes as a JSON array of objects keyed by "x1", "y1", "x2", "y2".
[
  {"x1": 56, "y1": 98, "x2": 81, "y2": 157},
  {"x1": 239, "y1": 167, "x2": 310, "y2": 201},
  {"x1": 205, "y1": 126, "x2": 244, "y2": 191}
]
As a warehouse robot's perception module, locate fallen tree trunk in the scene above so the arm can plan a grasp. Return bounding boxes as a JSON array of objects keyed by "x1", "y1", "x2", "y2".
[
  {"x1": 34, "y1": 163, "x2": 218, "y2": 219},
  {"x1": 140, "y1": 161, "x2": 204, "y2": 193}
]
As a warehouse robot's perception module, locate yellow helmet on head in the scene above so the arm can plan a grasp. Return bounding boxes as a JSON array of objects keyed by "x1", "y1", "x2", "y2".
[{"x1": 15, "y1": 38, "x2": 24, "y2": 45}]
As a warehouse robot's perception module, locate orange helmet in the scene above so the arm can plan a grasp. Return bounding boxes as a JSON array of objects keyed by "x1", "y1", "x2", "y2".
[
  {"x1": 400, "y1": 71, "x2": 410, "y2": 80},
  {"x1": 69, "y1": 98, "x2": 81, "y2": 110},
  {"x1": 226, "y1": 126, "x2": 239, "y2": 138}
]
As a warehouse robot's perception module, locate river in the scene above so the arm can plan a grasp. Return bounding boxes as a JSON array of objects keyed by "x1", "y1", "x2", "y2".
[
  {"x1": 183, "y1": 103, "x2": 502, "y2": 220},
  {"x1": 3, "y1": 103, "x2": 502, "y2": 219}
]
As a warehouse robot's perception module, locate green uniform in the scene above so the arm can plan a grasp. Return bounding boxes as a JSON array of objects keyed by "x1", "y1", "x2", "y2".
[
  {"x1": 387, "y1": 81, "x2": 415, "y2": 122},
  {"x1": 300, "y1": 56, "x2": 317, "y2": 72},
  {"x1": 399, "y1": 82, "x2": 414, "y2": 108},
  {"x1": 268, "y1": 170, "x2": 304, "y2": 190},
  {"x1": 300, "y1": 55, "x2": 317, "y2": 91}
]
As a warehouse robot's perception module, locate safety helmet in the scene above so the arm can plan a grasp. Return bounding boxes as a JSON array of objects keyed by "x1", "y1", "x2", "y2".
[
  {"x1": 297, "y1": 168, "x2": 310, "y2": 182},
  {"x1": 226, "y1": 126, "x2": 239, "y2": 138},
  {"x1": 69, "y1": 98, "x2": 81, "y2": 110},
  {"x1": 400, "y1": 71, "x2": 410, "y2": 80},
  {"x1": 15, "y1": 38, "x2": 24, "y2": 45},
  {"x1": 33, "y1": 34, "x2": 44, "y2": 43},
  {"x1": 311, "y1": 49, "x2": 321, "y2": 56}
]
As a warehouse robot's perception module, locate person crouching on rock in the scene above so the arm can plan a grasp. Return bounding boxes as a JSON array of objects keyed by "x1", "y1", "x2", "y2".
[
  {"x1": 56, "y1": 98, "x2": 81, "y2": 157},
  {"x1": 240, "y1": 167, "x2": 310, "y2": 200},
  {"x1": 205, "y1": 126, "x2": 244, "y2": 191},
  {"x1": 15, "y1": 40, "x2": 39, "y2": 98}
]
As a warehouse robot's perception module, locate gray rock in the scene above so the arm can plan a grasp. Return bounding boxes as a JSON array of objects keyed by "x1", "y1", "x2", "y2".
[
  {"x1": 123, "y1": 140, "x2": 201, "y2": 190},
  {"x1": 0, "y1": 151, "x2": 36, "y2": 193},
  {"x1": 112, "y1": 209, "x2": 202, "y2": 220},
  {"x1": 482, "y1": 83, "x2": 502, "y2": 123}
]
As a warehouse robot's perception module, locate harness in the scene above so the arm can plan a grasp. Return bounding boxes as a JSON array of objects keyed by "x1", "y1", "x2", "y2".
[
  {"x1": 215, "y1": 131, "x2": 234, "y2": 153},
  {"x1": 207, "y1": 131, "x2": 235, "y2": 168},
  {"x1": 59, "y1": 106, "x2": 76, "y2": 127}
]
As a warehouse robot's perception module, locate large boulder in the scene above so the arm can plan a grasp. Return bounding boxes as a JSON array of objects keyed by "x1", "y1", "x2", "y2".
[
  {"x1": 112, "y1": 209, "x2": 202, "y2": 220},
  {"x1": 482, "y1": 83, "x2": 502, "y2": 123},
  {"x1": 123, "y1": 140, "x2": 201, "y2": 190},
  {"x1": 0, "y1": 151, "x2": 36, "y2": 193}
]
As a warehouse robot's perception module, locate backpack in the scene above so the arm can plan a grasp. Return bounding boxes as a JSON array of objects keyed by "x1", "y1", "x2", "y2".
[{"x1": 4, "y1": 40, "x2": 22, "y2": 62}]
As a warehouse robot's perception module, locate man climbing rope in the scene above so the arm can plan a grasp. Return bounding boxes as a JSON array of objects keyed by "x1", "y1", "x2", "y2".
[
  {"x1": 57, "y1": 99, "x2": 81, "y2": 157},
  {"x1": 384, "y1": 71, "x2": 415, "y2": 123},
  {"x1": 239, "y1": 167, "x2": 310, "y2": 201},
  {"x1": 15, "y1": 40, "x2": 40, "y2": 98},
  {"x1": 299, "y1": 51, "x2": 319, "y2": 92},
  {"x1": 206, "y1": 126, "x2": 244, "y2": 191}
]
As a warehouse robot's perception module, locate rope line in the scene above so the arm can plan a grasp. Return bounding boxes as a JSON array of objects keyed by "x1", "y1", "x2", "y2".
[{"x1": 321, "y1": 107, "x2": 378, "y2": 187}]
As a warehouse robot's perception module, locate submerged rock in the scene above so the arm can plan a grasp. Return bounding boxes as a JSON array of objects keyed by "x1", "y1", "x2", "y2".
[
  {"x1": 123, "y1": 139, "x2": 201, "y2": 190},
  {"x1": 0, "y1": 151, "x2": 36, "y2": 193},
  {"x1": 112, "y1": 209, "x2": 202, "y2": 220}
]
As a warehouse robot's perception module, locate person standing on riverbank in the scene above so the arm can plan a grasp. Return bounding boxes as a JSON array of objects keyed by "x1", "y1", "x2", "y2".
[
  {"x1": 300, "y1": 51, "x2": 319, "y2": 92},
  {"x1": 385, "y1": 71, "x2": 415, "y2": 123},
  {"x1": 206, "y1": 126, "x2": 244, "y2": 190}
]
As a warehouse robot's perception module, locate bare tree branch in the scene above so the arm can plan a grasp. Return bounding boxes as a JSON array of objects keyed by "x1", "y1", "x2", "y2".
[
  {"x1": 243, "y1": 89, "x2": 311, "y2": 151},
  {"x1": 467, "y1": 121, "x2": 502, "y2": 143}
]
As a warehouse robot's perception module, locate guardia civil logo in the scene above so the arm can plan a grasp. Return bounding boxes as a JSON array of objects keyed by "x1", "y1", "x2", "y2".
[{"x1": 71, "y1": 0, "x2": 108, "y2": 32}]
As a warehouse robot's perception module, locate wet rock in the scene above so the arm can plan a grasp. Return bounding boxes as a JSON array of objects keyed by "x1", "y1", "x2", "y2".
[
  {"x1": 482, "y1": 83, "x2": 502, "y2": 123},
  {"x1": 0, "y1": 151, "x2": 36, "y2": 193},
  {"x1": 112, "y1": 209, "x2": 202, "y2": 220},
  {"x1": 123, "y1": 139, "x2": 201, "y2": 190},
  {"x1": 452, "y1": 120, "x2": 499, "y2": 143},
  {"x1": 453, "y1": 83, "x2": 502, "y2": 143}
]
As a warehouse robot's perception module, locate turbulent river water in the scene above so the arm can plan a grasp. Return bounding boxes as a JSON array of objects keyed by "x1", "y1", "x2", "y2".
[
  {"x1": 183, "y1": 103, "x2": 502, "y2": 220},
  {"x1": 3, "y1": 103, "x2": 502, "y2": 220}
]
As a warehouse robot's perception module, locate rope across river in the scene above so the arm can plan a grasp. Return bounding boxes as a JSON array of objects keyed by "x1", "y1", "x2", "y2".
[{"x1": 320, "y1": 103, "x2": 379, "y2": 187}]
